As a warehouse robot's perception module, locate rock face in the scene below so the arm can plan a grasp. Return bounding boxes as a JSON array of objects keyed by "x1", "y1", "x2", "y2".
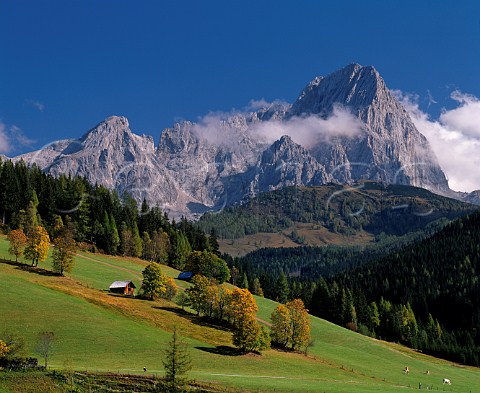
[
  {"x1": 12, "y1": 64, "x2": 464, "y2": 217},
  {"x1": 289, "y1": 64, "x2": 449, "y2": 192}
]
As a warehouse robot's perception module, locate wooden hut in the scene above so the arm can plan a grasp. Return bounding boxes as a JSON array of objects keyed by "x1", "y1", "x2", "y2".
[
  {"x1": 177, "y1": 272, "x2": 193, "y2": 281},
  {"x1": 109, "y1": 280, "x2": 136, "y2": 295}
]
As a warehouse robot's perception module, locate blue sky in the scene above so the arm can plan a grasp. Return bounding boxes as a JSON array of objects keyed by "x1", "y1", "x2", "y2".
[{"x1": 1, "y1": 0, "x2": 480, "y2": 190}]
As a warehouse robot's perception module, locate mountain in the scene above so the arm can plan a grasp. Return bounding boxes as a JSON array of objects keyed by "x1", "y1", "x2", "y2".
[
  {"x1": 11, "y1": 64, "x2": 477, "y2": 217},
  {"x1": 197, "y1": 182, "x2": 477, "y2": 256},
  {"x1": 465, "y1": 190, "x2": 480, "y2": 205},
  {"x1": 288, "y1": 64, "x2": 449, "y2": 192}
]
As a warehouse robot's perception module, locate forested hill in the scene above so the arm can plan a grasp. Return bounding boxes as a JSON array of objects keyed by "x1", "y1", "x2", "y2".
[
  {"x1": 339, "y1": 210, "x2": 480, "y2": 341},
  {"x1": 0, "y1": 159, "x2": 217, "y2": 269},
  {"x1": 198, "y1": 182, "x2": 476, "y2": 245},
  {"x1": 232, "y1": 210, "x2": 480, "y2": 366}
]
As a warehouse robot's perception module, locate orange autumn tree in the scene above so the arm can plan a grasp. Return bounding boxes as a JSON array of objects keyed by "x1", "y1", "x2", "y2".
[
  {"x1": 288, "y1": 299, "x2": 311, "y2": 351},
  {"x1": 7, "y1": 228, "x2": 27, "y2": 262},
  {"x1": 25, "y1": 225, "x2": 50, "y2": 267},
  {"x1": 229, "y1": 288, "x2": 270, "y2": 353},
  {"x1": 270, "y1": 298, "x2": 311, "y2": 351}
]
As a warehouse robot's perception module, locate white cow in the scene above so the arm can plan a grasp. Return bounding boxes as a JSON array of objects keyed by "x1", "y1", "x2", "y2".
[{"x1": 443, "y1": 378, "x2": 451, "y2": 385}]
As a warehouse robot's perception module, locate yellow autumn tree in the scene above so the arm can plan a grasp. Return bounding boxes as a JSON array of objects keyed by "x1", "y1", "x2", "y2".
[
  {"x1": 7, "y1": 228, "x2": 27, "y2": 262},
  {"x1": 25, "y1": 225, "x2": 50, "y2": 267},
  {"x1": 164, "y1": 277, "x2": 178, "y2": 301},
  {"x1": 270, "y1": 304, "x2": 292, "y2": 347},
  {"x1": 0, "y1": 340, "x2": 9, "y2": 358},
  {"x1": 270, "y1": 299, "x2": 311, "y2": 351},
  {"x1": 229, "y1": 288, "x2": 269, "y2": 353},
  {"x1": 140, "y1": 263, "x2": 167, "y2": 300},
  {"x1": 186, "y1": 275, "x2": 210, "y2": 315},
  {"x1": 287, "y1": 299, "x2": 311, "y2": 351}
]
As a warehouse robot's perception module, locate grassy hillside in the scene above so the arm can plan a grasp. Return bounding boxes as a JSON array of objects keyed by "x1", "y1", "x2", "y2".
[
  {"x1": 198, "y1": 182, "x2": 476, "y2": 256},
  {"x1": 0, "y1": 236, "x2": 479, "y2": 392}
]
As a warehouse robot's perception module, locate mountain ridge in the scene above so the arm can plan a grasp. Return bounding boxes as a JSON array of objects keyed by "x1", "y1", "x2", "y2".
[{"x1": 7, "y1": 64, "x2": 480, "y2": 216}]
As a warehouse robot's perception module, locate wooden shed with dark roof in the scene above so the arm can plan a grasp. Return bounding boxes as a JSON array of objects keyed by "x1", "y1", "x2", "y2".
[{"x1": 109, "y1": 281, "x2": 136, "y2": 296}]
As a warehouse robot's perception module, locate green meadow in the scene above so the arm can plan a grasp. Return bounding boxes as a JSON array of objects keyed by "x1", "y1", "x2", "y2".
[{"x1": 0, "y1": 236, "x2": 478, "y2": 392}]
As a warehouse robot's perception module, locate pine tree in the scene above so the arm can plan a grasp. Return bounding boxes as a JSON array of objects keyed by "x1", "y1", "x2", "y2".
[
  {"x1": 162, "y1": 327, "x2": 192, "y2": 393},
  {"x1": 169, "y1": 231, "x2": 191, "y2": 270},
  {"x1": 277, "y1": 272, "x2": 290, "y2": 303},
  {"x1": 240, "y1": 273, "x2": 249, "y2": 289},
  {"x1": 251, "y1": 277, "x2": 264, "y2": 297}
]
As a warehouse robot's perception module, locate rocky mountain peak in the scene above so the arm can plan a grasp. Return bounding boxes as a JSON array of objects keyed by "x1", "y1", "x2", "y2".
[
  {"x1": 10, "y1": 64, "x2": 464, "y2": 218},
  {"x1": 289, "y1": 63, "x2": 383, "y2": 117}
]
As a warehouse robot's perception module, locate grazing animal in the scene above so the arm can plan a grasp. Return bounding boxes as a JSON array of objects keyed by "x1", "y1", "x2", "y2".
[
  {"x1": 404, "y1": 366, "x2": 410, "y2": 375},
  {"x1": 143, "y1": 367, "x2": 147, "y2": 372},
  {"x1": 443, "y1": 378, "x2": 451, "y2": 385},
  {"x1": 426, "y1": 370, "x2": 430, "y2": 375}
]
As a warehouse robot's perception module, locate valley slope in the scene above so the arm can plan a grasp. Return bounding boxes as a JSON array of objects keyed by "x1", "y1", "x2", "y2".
[{"x1": 0, "y1": 236, "x2": 479, "y2": 392}]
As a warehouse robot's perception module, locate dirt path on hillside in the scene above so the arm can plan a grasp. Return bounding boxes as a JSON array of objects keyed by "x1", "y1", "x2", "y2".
[
  {"x1": 75, "y1": 253, "x2": 143, "y2": 280},
  {"x1": 256, "y1": 317, "x2": 271, "y2": 326}
]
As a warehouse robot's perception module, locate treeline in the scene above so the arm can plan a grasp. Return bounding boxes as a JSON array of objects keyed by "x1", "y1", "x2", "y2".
[
  {"x1": 337, "y1": 210, "x2": 480, "y2": 365},
  {"x1": 198, "y1": 183, "x2": 474, "y2": 240},
  {"x1": 0, "y1": 159, "x2": 219, "y2": 270},
  {"x1": 230, "y1": 211, "x2": 480, "y2": 366},
  {"x1": 233, "y1": 219, "x2": 452, "y2": 288}
]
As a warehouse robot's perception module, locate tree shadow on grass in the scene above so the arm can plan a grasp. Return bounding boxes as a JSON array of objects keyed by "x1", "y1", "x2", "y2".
[
  {"x1": 195, "y1": 345, "x2": 243, "y2": 356},
  {"x1": 1, "y1": 258, "x2": 60, "y2": 277},
  {"x1": 153, "y1": 306, "x2": 231, "y2": 333}
]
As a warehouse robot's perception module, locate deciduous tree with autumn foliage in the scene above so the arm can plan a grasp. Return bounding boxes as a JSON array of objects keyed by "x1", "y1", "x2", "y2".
[
  {"x1": 270, "y1": 304, "x2": 292, "y2": 347},
  {"x1": 229, "y1": 288, "x2": 270, "y2": 353},
  {"x1": 141, "y1": 263, "x2": 167, "y2": 300},
  {"x1": 270, "y1": 298, "x2": 311, "y2": 351},
  {"x1": 24, "y1": 225, "x2": 50, "y2": 267},
  {"x1": 52, "y1": 218, "x2": 77, "y2": 275},
  {"x1": 186, "y1": 274, "x2": 210, "y2": 315},
  {"x1": 7, "y1": 228, "x2": 27, "y2": 262},
  {"x1": 0, "y1": 340, "x2": 9, "y2": 358}
]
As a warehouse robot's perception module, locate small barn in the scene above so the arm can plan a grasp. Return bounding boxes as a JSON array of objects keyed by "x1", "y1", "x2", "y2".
[
  {"x1": 177, "y1": 272, "x2": 193, "y2": 281},
  {"x1": 109, "y1": 281, "x2": 136, "y2": 295}
]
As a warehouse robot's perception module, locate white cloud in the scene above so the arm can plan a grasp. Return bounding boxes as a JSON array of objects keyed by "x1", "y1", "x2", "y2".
[
  {"x1": 0, "y1": 122, "x2": 11, "y2": 153},
  {"x1": 244, "y1": 98, "x2": 289, "y2": 111},
  {"x1": 26, "y1": 99, "x2": 45, "y2": 112},
  {"x1": 10, "y1": 125, "x2": 36, "y2": 147},
  {"x1": 395, "y1": 90, "x2": 480, "y2": 192},
  {"x1": 440, "y1": 91, "x2": 480, "y2": 139},
  {"x1": 251, "y1": 104, "x2": 362, "y2": 147},
  {"x1": 190, "y1": 102, "x2": 362, "y2": 152},
  {"x1": 0, "y1": 123, "x2": 37, "y2": 154}
]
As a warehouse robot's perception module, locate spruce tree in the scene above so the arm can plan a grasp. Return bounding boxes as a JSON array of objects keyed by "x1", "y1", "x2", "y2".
[{"x1": 162, "y1": 327, "x2": 192, "y2": 393}]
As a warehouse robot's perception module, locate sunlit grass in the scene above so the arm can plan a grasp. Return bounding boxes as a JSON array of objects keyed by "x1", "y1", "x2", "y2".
[{"x1": 0, "y1": 235, "x2": 478, "y2": 392}]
